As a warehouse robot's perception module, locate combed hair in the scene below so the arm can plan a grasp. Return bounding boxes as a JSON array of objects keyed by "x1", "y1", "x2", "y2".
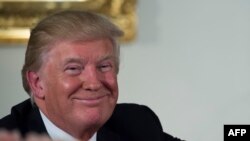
[{"x1": 21, "y1": 10, "x2": 123, "y2": 98}]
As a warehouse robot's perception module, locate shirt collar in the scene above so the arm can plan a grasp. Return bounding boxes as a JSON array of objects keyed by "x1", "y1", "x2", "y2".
[{"x1": 40, "y1": 110, "x2": 97, "y2": 141}]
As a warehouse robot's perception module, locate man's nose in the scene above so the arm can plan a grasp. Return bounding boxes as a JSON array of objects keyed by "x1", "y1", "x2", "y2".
[{"x1": 81, "y1": 67, "x2": 102, "y2": 91}]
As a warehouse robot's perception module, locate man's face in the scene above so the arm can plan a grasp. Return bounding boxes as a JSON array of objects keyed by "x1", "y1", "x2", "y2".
[{"x1": 34, "y1": 39, "x2": 118, "y2": 135}]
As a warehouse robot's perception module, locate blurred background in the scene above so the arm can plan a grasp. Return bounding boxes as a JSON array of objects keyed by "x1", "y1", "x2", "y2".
[{"x1": 0, "y1": 0, "x2": 250, "y2": 141}]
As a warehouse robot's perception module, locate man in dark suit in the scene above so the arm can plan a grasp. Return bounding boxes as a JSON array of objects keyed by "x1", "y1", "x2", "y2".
[{"x1": 0, "y1": 11, "x2": 183, "y2": 141}]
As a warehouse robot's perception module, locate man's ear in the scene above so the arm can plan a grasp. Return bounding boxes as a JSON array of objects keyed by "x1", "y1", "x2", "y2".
[{"x1": 26, "y1": 71, "x2": 45, "y2": 99}]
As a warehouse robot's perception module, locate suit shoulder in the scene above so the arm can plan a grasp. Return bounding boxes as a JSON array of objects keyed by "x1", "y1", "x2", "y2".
[
  {"x1": 106, "y1": 104, "x2": 163, "y2": 139},
  {"x1": 108, "y1": 103, "x2": 184, "y2": 141},
  {"x1": 114, "y1": 103, "x2": 161, "y2": 124},
  {"x1": 0, "y1": 99, "x2": 33, "y2": 130}
]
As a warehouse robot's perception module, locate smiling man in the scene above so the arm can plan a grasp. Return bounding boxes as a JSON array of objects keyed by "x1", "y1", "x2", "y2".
[{"x1": 0, "y1": 11, "x2": 183, "y2": 141}]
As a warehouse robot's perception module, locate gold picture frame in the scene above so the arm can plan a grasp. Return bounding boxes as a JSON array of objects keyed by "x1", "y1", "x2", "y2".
[{"x1": 0, "y1": 0, "x2": 137, "y2": 43}]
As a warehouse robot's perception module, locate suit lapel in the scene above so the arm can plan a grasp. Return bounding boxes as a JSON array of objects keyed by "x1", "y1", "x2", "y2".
[
  {"x1": 27, "y1": 106, "x2": 48, "y2": 134},
  {"x1": 23, "y1": 105, "x2": 48, "y2": 136},
  {"x1": 10, "y1": 99, "x2": 48, "y2": 136}
]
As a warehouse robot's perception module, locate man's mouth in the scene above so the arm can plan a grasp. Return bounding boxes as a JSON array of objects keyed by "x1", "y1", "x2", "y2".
[{"x1": 72, "y1": 95, "x2": 108, "y2": 106}]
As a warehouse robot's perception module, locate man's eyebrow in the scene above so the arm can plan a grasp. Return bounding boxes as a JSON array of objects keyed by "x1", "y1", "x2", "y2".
[
  {"x1": 63, "y1": 58, "x2": 84, "y2": 65},
  {"x1": 98, "y1": 54, "x2": 116, "y2": 62}
]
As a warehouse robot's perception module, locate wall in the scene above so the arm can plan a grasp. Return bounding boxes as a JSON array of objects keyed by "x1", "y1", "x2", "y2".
[{"x1": 0, "y1": 0, "x2": 250, "y2": 141}]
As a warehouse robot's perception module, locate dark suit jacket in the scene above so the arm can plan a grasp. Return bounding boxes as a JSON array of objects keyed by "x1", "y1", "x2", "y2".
[{"x1": 0, "y1": 99, "x2": 183, "y2": 141}]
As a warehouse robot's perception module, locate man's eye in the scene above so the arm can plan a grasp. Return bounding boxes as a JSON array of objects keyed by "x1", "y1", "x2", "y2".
[
  {"x1": 98, "y1": 64, "x2": 112, "y2": 72},
  {"x1": 65, "y1": 66, "x2": 82, "y2": 75}
]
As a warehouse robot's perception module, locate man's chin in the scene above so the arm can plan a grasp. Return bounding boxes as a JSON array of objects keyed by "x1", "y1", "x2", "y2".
[{"x1": 72, "y1": 109, "x2": 108, "y2": 126}]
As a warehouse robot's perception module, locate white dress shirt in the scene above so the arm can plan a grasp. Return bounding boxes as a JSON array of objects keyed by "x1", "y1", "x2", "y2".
[{"x1": 40, "y1": 110, "x2": 97, "y2": 141}]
